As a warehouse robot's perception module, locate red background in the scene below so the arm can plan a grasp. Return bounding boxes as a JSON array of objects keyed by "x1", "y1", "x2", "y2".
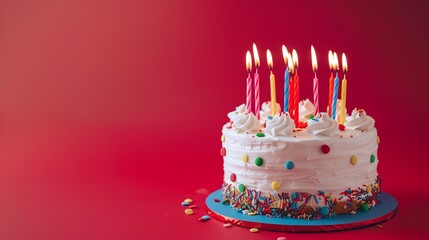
[{"x1": 0, "y1": 0, "x2": 428, "y2": 239}]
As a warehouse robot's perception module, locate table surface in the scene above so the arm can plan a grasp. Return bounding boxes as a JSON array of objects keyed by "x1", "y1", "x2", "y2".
[{"x1": 1, "y1": 0, "x2": 429, "y2": 239}]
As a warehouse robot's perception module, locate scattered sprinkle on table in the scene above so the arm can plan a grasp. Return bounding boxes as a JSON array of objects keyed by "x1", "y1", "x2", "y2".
[
  {"x1": 184, "y1": 198, "x2": 193, "y2": 203},
  {"x1": 188, "y1": 205, "x2": 197, "y2": 209},
  {"x1": 184, "y1": 209, "x2": 193, "y2": 215},
  {"x1": 277, "y1": 237, "x2": 287, "y2": 240},
  {"x1": 377, "y1": 224, "x2": 384, "y2": 228},
  {"x1": 198, "y1": 215, "x2": 210, "y2": 222},
  {"x1": 249, "y1": 228, "x2": 259, "y2": 233},
  {"x1": 223, "y1": 223, "x2": 232, "y2": 228},
  {"x1": 181, "y1": 202, "x2": 190, "y2": 206}
]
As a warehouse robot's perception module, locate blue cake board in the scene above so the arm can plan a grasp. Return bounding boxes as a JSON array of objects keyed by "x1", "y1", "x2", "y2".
[{"x1": 206, "y1": 189, "x2": 397, "y2": 232}]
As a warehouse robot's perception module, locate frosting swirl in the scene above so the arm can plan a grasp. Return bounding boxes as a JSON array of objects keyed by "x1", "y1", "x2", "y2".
[
  {"x1": 227, "y1": 104, "x2": 246, "y2": 121},
  {"x1": 345, "y1": 109, "x2": 375, "y2": 131},
  {"x1": 306, "y1": 113, "x2": 339, "y2": 136},
  {"x1": 231, "y1": 113, "x2": 261, "y2": 133},
  {"x1": 299, "y1": 99, "x2": 315, "y2": 122},
  {"x1": 265, "y1": 113, "x2": 295, "y2": 136},
  {"x1": 259, "y1": 101, "x2": 281, "y2": 122}
]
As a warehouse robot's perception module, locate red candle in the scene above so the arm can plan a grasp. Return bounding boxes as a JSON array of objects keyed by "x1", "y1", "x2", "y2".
[
  {"x1": 245, "y1": 51, "x2": 252, "y2": 114},
  {"x1": 292, "y1": 49, "x2": 299, "y2": 126},
  {"x1": 287, "y1": 53, "x2": 295, "y2": 119},
  {"x1": 327, "y1": 50, "x2": 334, "y2": 117}
]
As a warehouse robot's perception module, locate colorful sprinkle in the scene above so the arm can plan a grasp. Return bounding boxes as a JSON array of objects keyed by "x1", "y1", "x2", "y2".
[
  {"x1": 220, "y1": 147, "x2": 226, "y2": 156},
  {"x1": 230, "y1": 173, "x2": 236, "y2": 182},
  {"x1": 256, "y1": 132, "x2": 265, "y2": 137},
  {"x1": 221, "y1": 199, "x2": 230, "y2": 205},
  {"x1": 184, "y1": 198, "x2": 193, "y2": 203},
  {"x1": 321, "y1": 144, "x2": 330, "y2": 154},
  {"x1": 199, "y1": 215, "x2": 210, "y2": 222},
  {"x1": 250, "y1": 228, "x2": 259, "y2": 233},
  {"x1": 181, "y1": 202, "x2": 190, "y2": 206},
  {"x1": 238, "y1": 184, "x2": 246, "y2": 192},
  {"x1": 214, "y1": 198, "x2": 220, "y2": 203},
  {"x1": 320, "y1": 206, "x2": 330, "y2": 215},
  {"x1": 241, "y1": 154, "x2": 249, "y2": 162},
  {"x1": 370, "y1": 154, "x2": 376, "y2": 163},
  {"x1": 277, "y1": 237, "x2": 287, "y2": 240},
  {"x1": 221, "y1": 135, "x2": 225, "y2": 142},
  {"x1": 361, "y1": 203, "x2": 369, "y2": 211},
  {"x1": 188, "y1": 205, "x2": 198, "y2": 209},
  {"x1": 184, "y1": 209, "x2": 193, "y2": 215},
  {"x1": 285, "y1": 161, "x2": 294, "y2": 170},
  {"x1": 366, "y1": 185, "x2": 372, "y2": 193},
  {"x1": 350, "y1": 155, "x2": 358, "y2": 165},
  {"x1": 223, "y1": 223, "x2": 232, "y2": 228},
  {"x1": 271, "y1": 181, "x2": 281, "y2": 190},
  {"x1": 255, "y1": 157, "x2": 263, "y2": 166}
]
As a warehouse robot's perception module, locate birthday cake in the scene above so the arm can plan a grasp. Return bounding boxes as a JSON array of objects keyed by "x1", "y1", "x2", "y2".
[{"x1": 219, "y1": 45, "x2": 381, "y2": 220}]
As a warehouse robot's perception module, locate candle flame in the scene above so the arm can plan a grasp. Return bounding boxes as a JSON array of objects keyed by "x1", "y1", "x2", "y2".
[
  {"x1": 342, "y1": 53, "x2": 348, "y2": 74},
  {"x1": 282, "y1": 45, "x2": 289, "y2": 65},
  {"x1": 292, "y1": 49, "x2": 298, "y2": 69},
  {"x1": 266, "y1": 49, "x2": 273, "y2": 70},
  {"x1": 328, "y1": 50, "x2": 333, "y2": 71},
  {"x1": 253, "y1": 43, "x2": 260, "y2": 68},
  {"x1": 246, "y1": 51, "x2": 252, "y2": 72},
  {"x1": 311, "y1": 45, "x2": 317, "y2": 72},
  {"x1": 287, "y1": 53, "x2": 294, "y2": 73},
  {"x1": 333, "y1": 52, "x2": 339, "y2": 71}
]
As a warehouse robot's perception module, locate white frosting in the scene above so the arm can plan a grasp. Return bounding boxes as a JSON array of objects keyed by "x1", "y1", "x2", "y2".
[
  {"x1": 227, "y1": 104, "x2": 246, "y2": 121},
  {"x1": 299, "y1": 99, "x2": 315, "y2": 122},
  {"x1": 345, "y1": 109, "x2": 375, "y2": 131},
  {"x1": 306, "y1": 113, "x2": 339, "y2": 136},
  {"x1": 259, "y1": 101, "x2": 281, "y2": 122},
  {"x1": 231, "y1": 112, "x2": 261, "y2": 133},
  {"x1": 265, "y1": 113, "x2": 295, "y2": 136}
]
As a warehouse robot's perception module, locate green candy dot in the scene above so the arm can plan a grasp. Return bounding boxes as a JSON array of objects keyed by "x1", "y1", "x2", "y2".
[
  {"x1": 256, "y1": 132, "x2": 265, "y2": 137},
  {"x1": 255, "y1": 157, "x2": 263, "y2": 166},
  {"x1": 370, "y1": 154, "x2": 376, "y2": 163},
  {"x1": 361, "y1": 203, "x2": 369, "y2": 211},
  {"x1": 238, "y1": 184, "x2": 246, "y2": 192},
  {"x1": 308, "y1": 114, "x2": 314, "y2": 119}
]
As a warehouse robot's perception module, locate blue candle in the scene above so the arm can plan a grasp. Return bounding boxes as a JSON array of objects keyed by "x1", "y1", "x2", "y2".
[
  {"x1": 331, "y1": 72, "x2": 339, "y2": 119},
  {"x1": 331, "y1": 52, "x2": 340, "y2": 119},
  {"x1": 284, "y1": 68, "x2": 290, "y2": 112}
]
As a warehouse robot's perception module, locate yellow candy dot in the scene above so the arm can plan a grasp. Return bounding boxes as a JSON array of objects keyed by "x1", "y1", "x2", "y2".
[
  {"x1": 221, "y1": 135, "x2": 225, "y2": 142},
  {"x1": 184, "y1": 209, "x2": 193, "y2": 215},
  {"x1": 241, "y1": 154, "x2": 249, "y2": 163},
  {"x1": 184, "y1": 198, "x2": 193, "y2": 203},
  {"x1": 350, "y1": 155, "x2": 358, "y2": 165},
  {"x1": 377, "y1": 136, "x2": 380, "y2": 145},
  {"x1": 366, "y1": 185, "x2": 372, "y2": 193},
  {"x1": 250, "y1": 228, "x2": 259, "y2": 233},
  {"x1": 271, "y1": 181, "x2": 281, "y2": 190}
]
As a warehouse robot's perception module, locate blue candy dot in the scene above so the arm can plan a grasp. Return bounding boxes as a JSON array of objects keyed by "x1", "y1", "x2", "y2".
[
  {"x1": 320, "y1": 206, "x2": 330, "y2": 216},
  {"x1": 267, "y1": 116, "x2": 273, "y2": 120},
  {"x1": 285, "y1": 161, "x2": 294, "y2": 170}
]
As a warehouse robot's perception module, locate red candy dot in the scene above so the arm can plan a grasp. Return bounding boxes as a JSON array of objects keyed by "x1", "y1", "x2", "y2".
[
  {"x1": 220, "y1": 147, "x2": 226, "y2": 156},
  {"x1": 321, "y1": 144, "x2": 330, "y2": 154},
  {"x1": 230, "y1": 173, "x2": 236, "y2": 182},
  {"x1": 339, "y1": 124, "x2": 345, "y2": 131}
]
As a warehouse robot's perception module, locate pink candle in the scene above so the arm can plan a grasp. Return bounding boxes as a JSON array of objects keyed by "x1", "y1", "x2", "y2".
[
  {"x1": 246, "y1": 51, "x2": 253, "y2": 113},
  {"x1": 253, "y1": 43, "x2": 261, "y2": 118},
  {"x1": 311, "y1": 45, "x2": 319, "y2": 115}
]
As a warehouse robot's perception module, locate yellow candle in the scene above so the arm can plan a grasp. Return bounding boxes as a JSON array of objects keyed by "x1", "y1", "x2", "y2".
[
  {"x1": 266, "y1": 49, "x2": 277, "y2": 116},
  {"x1": 340, "y1": 53, "x2": 348, "y2": 124}
]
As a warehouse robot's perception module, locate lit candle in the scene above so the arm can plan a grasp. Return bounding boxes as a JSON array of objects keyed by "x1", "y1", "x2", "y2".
[
  {"x1": 266, "y1": 49, "x2": 277, "y2": 116},
  {"x1": 282, "y1": 45, "x2": 290, "y2": 113},
  {"x1": 327, "y1": 50, "x2": 334, "y2": 117},
  {"x1": 311, "y1": 45, "x2": 319, "y2": 116},
  {"x1": 287, "y1": 53, "x2": 295, "y2": 119},
  {"x1": 246, "y1": 51, "x2": 253, "y2": 114},
  {"x1": 331, "y1": 52, "x2": 340, "y2": 119},
  {"x1": 253, "y1": 43, "x2": 261, "y2": 118},
  {"x1": 292, "y1": 49, "x2": 299, "y2": 126},
  {"x1": 340, "y1": 53, "x2": 348, "y2": 124}
]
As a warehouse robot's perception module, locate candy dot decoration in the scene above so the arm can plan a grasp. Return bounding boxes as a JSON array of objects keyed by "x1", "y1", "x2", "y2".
[
  {"x1": 366, "y1": 185, "x2": 372, "y2": 193},
  {"x1": 241, "y1": 154, "x2": 249, "y2": 162},
  {"x1": 377, "y1": 136, "x2": 380, "y2": 144},
  {"x1": 271, "y1": 181, "x2": 281, "y2": 190},
  {"x1": 238, "y1": 183, "x2": 246, "y2": 192},
  {"x1": 339, "y1": 124, "x2": 345, "y2": 131},
  {"x1": 321, "y1": 144, "x2": 330, "y2": 154},
  {"x1": 220, "y1": 147, "x2": 226, "y2": 156},
  {"x1": 370, "y1": 154, "x2": 376, "y2": 163},
  {"x1": 230, "y1": 173, "x2": 236, "y2": 182},
  {"x1": 255, "y1": 157, "x2": 264, "y2": 166},
  {"x1": 256, "y1": 132, "x2": 265, "y2": 137},
  {"x1": 320, "y1": 206, "x2": 330, "y2": 216},
  {"x1": 221, "y1": 135, "x2": 225, "y2": 142},
  {"x1": 350, "y1": 155, "x2": 358, "y2": 165},
  {"x1": 361, "y1": 203, "x2": 369, "y2": 211},
  {"x1": 285, "y1": 161, "x2": 294, "y2": 170}
]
